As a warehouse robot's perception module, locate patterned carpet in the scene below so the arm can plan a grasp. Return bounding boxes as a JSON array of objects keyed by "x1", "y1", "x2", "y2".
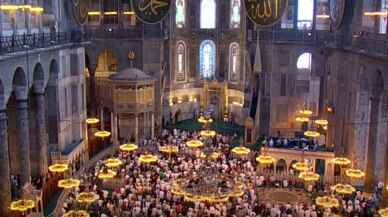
[{"x1": 257, "y1": 188, "x2": 312, "y2": 205}]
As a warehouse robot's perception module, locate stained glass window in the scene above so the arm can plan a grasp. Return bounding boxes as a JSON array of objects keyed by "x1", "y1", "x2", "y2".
[
  {"x1": 229, "y1": 43, "x2": 239, "y2": 82},
  {"x1": 200, "y1": 40, "x2": 216, "y2": 79},
  {"x1": 230, "y1": 0, "x2": 240, "y2": 28},
  {"x1": 176, "y1": 41, "x2": 186, "y2": 81},
  {"x1": 201, "y1": 0, "x2": 216, "y2": 29},
  {"x1": 176, "y1": 0, "x2": 185, "y2": 28},
  {"x1": 362, "y1": 0, "x2": 388, "y2": 33},
  {"x1": 297, "y1": 0, "x2": 314, "y2": 30}
]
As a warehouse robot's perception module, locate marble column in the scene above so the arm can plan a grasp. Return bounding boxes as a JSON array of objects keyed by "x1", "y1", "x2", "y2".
[
  {"x1": 151, "y1": 113, "x2": 155, "y2": 139},
  {"x1": 365, "y1": 95, "x2": 381, "y2": 192},
  {"x1": 35, "y1": 93, "x2": 48, "y2": 176},
  {"x1": 135, "y1": 114, "x2": 139, "y2": 144},
  {"x1": 88, "y1": 65, "x2": 97, "y2": 116},
  {"x1": 111, "y1": 112, "x2": 118, "y2": 146},
  {"x1": 0, "y1": 110, "x2": 11, "y2": 216},
  {"x1": 17, "y1": 100, "x2": 31, "y2": 187}
]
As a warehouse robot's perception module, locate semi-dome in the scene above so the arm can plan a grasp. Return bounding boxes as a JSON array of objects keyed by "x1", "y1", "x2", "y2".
[{"x1": 108, "y1": 68, "x2": 153, "y2": 81}]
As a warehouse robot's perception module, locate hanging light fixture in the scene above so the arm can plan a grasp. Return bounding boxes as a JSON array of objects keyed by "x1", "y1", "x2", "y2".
[
  {"x1": 62, "y1": 210, "x2": 90, "y2": 217},
  {"x1": 231, "y1": 147, "x2": 251, "y2": 156},
  {"x1": 119, "y1": 143, "x2": 138, "y2": 152},
  {"x1": 298, "y1": 171, "x2": 320, "y2": 182},
  {"x1": 103, "y1": 158, "x2": 123, "y2": 168},
  {"x1": 331, "y1": 183, "x2": 356, "y2": 195},
  {"x1": 186, "y1": 139, "x2": 204, "y2": 148},
  {"x1": 138, "y1": 154, "x2": 159, "y2": 164},
  {"x1": 86, "y1": 118, "x2": 100, "y2": 125},
  {"x1": 314, "y1": 119, "x2": 328, "y2": 126},
  {"x1": 292, "y1": 162, "x2": 310, "y2": 172},
  {"x1": 94, "y1": 130, "x2": 111, "y2": 138},
  {"x1": 48, "y1": 163, "x2": 69, "y2": 173},
  {"x1": 295, "y1": 116, "x2": 310, "y2": 123},
  {"x1": 315, "y1": 196, "x2": 339, "y2": 209},
  {"x1": 330, "y1": 157, "x2": 351, "y2": 166},
  {"x1": 345, "y1": 168, "x2": 365, "y2": 179},
  {"x1": 304, "y1": 130, "x2": 320, "y2": 138},
  {"x1": 58, "y1": 178, "x2": 81, "y2": 189},
  {"x1": 10, "y1": 199, "x2": 35, "y2": 212},
  {"x1": 76, "y1": 192, "x2": 100, "y2": 204}
]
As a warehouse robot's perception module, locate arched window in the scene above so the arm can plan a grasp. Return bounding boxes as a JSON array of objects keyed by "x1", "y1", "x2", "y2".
[
  {"x1": 176, "y1": 41, "x2": 186, "y2": 82},
  {"x1": 297, "y1": 52, "x2": 312, "y2": 71},
  {"x1": 199, "y1": 40, "x2": 216, "y2": 79},
  {"x1": 201, "y1": 0, "x2": 216, "y2": 29},
  {"x1": 229, "y1": 43, "x2": 240, "y2": 82},
  {"x1": 230, "y1": 0, "x2": 240, "y2": 28},
  {"x1": 297, "y1": 0, "x2": 314, "y2": 30},
  {"x1": 176, "y1": 0, "x2": 185, "y2": 28}
]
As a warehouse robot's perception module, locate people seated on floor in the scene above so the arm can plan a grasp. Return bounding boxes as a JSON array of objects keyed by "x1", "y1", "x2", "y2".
[{"x1": 58, "y1": 128, "x2": 381, "y2": 217}]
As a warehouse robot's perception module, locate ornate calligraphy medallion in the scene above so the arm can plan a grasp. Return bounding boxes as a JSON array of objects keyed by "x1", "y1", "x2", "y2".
[
  {"x1": 72, "y1": 0, "x2": 90, "y2": 25},
  {"x1": 244, "y1": 0, "x2": 288, "y2": 27},
  {"x1": 329, "y1": 0, "x2": 346, "y2": 29},
  {"x1": 131, "y1": 0, "x2": 171, "y2": 24}
]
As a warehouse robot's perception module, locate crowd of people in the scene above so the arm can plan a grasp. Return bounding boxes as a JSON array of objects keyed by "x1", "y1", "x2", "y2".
[{"x1": 60, "y1": 129, "x2": 384, "y2": 217}]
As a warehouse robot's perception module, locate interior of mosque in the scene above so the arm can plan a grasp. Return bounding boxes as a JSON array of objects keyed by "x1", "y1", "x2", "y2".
[{"x1": 0, "y1": 0, "x2": 388, "y2": 216}]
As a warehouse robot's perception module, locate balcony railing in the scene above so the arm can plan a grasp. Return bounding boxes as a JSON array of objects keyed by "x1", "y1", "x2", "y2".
[{"x1": 0, "y1": 31, "x2": 89, "y2": 54}]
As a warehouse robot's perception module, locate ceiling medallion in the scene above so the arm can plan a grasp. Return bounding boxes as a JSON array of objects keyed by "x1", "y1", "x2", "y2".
[
  {"x1": 329, "y1": 0, "x2": 346, "y2": 29},
  {"x1": 244, "y1": 0, "x2": 288, "y2": 27},
  {"x1": 131, "y1": 0, "x2": 171, "y2": 24}
]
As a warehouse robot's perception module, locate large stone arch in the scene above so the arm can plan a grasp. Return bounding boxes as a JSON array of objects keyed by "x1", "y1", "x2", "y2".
[
  {"x1": 12, "y1": 67, "x2": 28, "y2": 100},
  {"x1": 32, "y1": 63, "x2": 45, "y2": 94},
  {"x1": 46, "y1": 59, "x2": 59, "y2": 153}
]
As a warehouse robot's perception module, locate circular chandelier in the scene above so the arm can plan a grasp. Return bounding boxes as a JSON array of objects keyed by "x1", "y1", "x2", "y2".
[
  {"x1": 231, "y1": 147, "x2": 251, "y2": 156},
  {"x1": 298, "y1": 171, "x2": 320, "y2": 182},
  {"x1": 49, "y1": 163, "x2": 69, "y2": 173},
  {"x1": 198, "y1": 116, "x2": 213, "y2": 124},
  {"x1": 58, "y1": 178, "x2": 81, "y2": 189},
  {"x1": 299, "y1": 109, "x2": 313, "y2": 116},
  {"x1": 94, "y1": 130, "x2": 111, "y2": 138},
  {"x1": 197, "y1": 151, "x2": 221, "y2": 160},
  {"x1": 331, "y1": 183, "x2": 356, "y2": 195},
  {"x1": 97, "y1": 169, "x2": 117, "y2": 180},
  {"x1": 345, "y1": 169, "x2": 365, "y2": 179},
  {"x1": 314, "y1": 119, "x2": 329, "y2": 126},
  {"x1": 10, "y1": 199, "x2": 35, "y2": 212},
  {"x1": 85, "y1": 118, "x2": 99, "y2": 125},
  {"x1": 304, "y1": 131, "x2": 320, "y2": 138},
  {"x1": 292, "y1": 162, "x2": 310, "y2": 172},
  {"x1": 76, "y1": 192, "x2": 100, "y2": 204},
  {"x1": 103, "y1": 158, "x2": 123, "y2": 168},
  {"x1": 159, "y1": 145, "x2": 179, "y2": 154},
  {"x1": 119, "y1": 143, "x2": 138, "y2": 152},
  {"x1": 171, "y1": 162, "x2": 244, "y2": 203},
  {"x1": 295, "y1": 117, "x2": 310, "y2": 122},
  {"x1": 186, "y1": 139, "x2": 204, "y2": 148},
  {"x1": 379, "y1": 208, "x2": 388, "y2": 217},
  {"x1": 62, "y1": 210, "x2": 90, "y2": 217},
  {"x1": 256, "y1": 155, "x2": 276, "y2": 165},
  {"x1": 138, "y1": 154, "x2": 159, "y2": 164},
  {"x1": 315, "y1": 196, "x2": 339, "y2": 209},
  {"x1": 330, "y1": 157, "x2": 351, "y2": 166},
  {"x1": 200, "y1": 130, "x2": 217, "y2": 137}
]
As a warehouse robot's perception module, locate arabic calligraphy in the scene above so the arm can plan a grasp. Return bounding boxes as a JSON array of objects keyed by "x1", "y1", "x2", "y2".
[
  {"x1": 132, "y1": 0, "x2": 171, "y2": 24},
  {"x1": 245, "y1": 0, "x2": 287, "y2": 26}
]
